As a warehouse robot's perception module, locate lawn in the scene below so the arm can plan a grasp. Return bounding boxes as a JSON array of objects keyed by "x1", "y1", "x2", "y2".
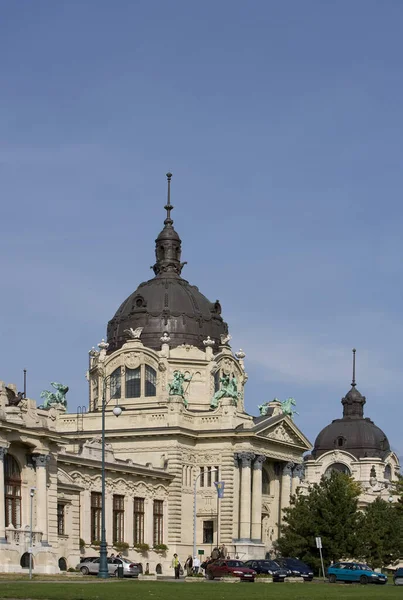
[{"x1": 0, "y1": 581, "x2": 401, "y2": 600}]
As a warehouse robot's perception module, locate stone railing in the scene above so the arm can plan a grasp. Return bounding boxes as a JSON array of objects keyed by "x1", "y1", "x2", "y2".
[{"x1": 5, "y1": 526, "x2": 43, "y2": 546}]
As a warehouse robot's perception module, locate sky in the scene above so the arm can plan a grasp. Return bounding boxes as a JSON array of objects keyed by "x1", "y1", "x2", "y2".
[{"x1": 1, "y1": 1, "x2": 402, "y2": 462}]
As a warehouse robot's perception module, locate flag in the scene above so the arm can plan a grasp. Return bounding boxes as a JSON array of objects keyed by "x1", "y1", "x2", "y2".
[{"x1": 214, "y1": 481, "x2": 225, "y2": 498}]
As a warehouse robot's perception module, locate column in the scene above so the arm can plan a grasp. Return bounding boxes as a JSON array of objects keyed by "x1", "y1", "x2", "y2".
[
  {"x1": 280, "y1": 462, "x2": 293, "y2": 526},
  {"x1": 80, "y1": 490, "x2": 91, "y2": 545},
  {"x1": 0, "y1": 447, "x2": 7, "y2": 542},
  {"x1": 32, "y1": 454, "x2": 50, "y2": 545},
  {"x1": 125, "y1": 495, "x2": 134, "y2": 547},
  {"x1": 237, "y1": 452, "x2": 254, "y2": 541},
  {"x1": 251, "y1": 455, "x2": 265, "y2": 542}
]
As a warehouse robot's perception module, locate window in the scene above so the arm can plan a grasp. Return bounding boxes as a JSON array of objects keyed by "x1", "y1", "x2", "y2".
[
  {"x1": 203, "y1": 520, "x2": 214, "y2": 544},
  {"x1": 207, "y1": 466, "x2": 212, "y2": 487},
  {"x1": 113, "y1": 495, "x2": 124, "y2": 544},
  {"x1": 214, "y1": 466, "x2": 219, "y2": 483},
  {"x1": 384, "y1": 464, "x2": 392, "y2": 481},
  {"x1": 324, "y1": 463, "x2": 351, "y2": 478},
  {"x1": 110, "y1": 368, "x2": 121, "y2": 399},
  {"x1": 153, "y1": 500, "x2": 164, "y2": 545},
  {"x1": 214, "y1": 371, "x2": 220, "y2": 393},
  {"x1": 145, "y1": 365, "x2": 157, "y2": 397},
  {"x1": 337, "y1": 437, "x2": 345, "y2": 447},
  {"x1": 5, "y1": 455, "x2": 21, "y2": 528},
  {"x1": 91, "y1": 492, "x2": 102, "y2": 542},
  {"x1": 126, "y1": 367, "x2": 141, "y2": 398},
  {"x1": 199, "y1": 466, "x2": 205, "y2": 487},
  {"x1": 57, "y1": 503, "x2": 65, "y2": 535},
  {"x1": 133, "y1": 497, "x2": 144, "y2": 544},
  {"x1": 262, "y1": 468, "x2": 270, "y2": 495}
]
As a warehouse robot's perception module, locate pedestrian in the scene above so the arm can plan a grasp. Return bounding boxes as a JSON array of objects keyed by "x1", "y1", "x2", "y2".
[
  {"x1": 211, "y1": 547, "x2": 219, "y2": 561},
  {"x1": 184, "y1": 555, "x2": 193, "y2": 576},
  {"x1": 220, "y1": 544, "x2": 227, "y2": 559},
  {"x1": 193, "y1": 555, "x2": 200, "y2": 575},
  {"x1": 172, "y1": 553, "x2": 181, "y2": 579}
]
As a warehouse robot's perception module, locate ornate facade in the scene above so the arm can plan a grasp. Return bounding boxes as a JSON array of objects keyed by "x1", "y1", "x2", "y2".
[{"x1": 0, "y1": 176, "x2": 399, "y2": 574}]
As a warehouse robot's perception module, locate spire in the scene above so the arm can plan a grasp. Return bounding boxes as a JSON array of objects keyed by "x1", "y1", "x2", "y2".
[
  {"x1": 341, "y1": 348, "x2": 366, "y2": 418},
  {"x1": 152, "y1": 173, "x2": 187, "y2": 277},
  {"x1": 164, "y1": 172, "x2": 173, "y2": 226}
]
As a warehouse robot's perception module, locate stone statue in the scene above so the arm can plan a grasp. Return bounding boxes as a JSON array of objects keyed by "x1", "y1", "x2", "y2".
[
  {"x1": 168, "y1": 371, "x2": 192, "y2": 407},
  {"x1": 124, "y1": 327, "x2": 143, "y2": 339},
  {"x1": 220, "y1": 333, "x2": 232, "y2": 345},
  {"x1": 210, "y1": 374, "x2": 239, "y2": 409},
  {"x1": 5, "y1": 387, "x2": 24, "y2": 407},
  {"x1": 280, "y1": 397, "x2": 298, "y2": 419},
  {"x1": 39, "y1": 382, "x2": 69, "y2": 410}
]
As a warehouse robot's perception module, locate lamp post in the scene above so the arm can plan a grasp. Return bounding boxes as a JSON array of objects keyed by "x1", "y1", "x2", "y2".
[
  {"x1": 193, "y1": 468, "x2": 221, "y2": 560},
  {"x1": 29, "y1": 487, "x2": 35, "y2": 580},
  {"x1": 95, "y1": 341, "x2": 122, "y2": 579}
]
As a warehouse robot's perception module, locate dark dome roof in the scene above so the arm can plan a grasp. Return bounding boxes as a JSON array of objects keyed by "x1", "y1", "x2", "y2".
[
  {"x1": 106, "y1": 174, "x2": 228, "y2": 353},
  {"x1": 107, "y1": 276, "x2": 227, "y2": 353},
  {"x1": 312, "y1": 384, "x2": 390, "y2": 460}
]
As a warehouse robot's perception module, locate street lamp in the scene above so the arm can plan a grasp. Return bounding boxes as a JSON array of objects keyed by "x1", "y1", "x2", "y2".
[
  {"x1": 29, "y1": 487, "x2": 36, "y2": 580},
  {"x1": 193, "y1": 468, "x2": 221, "y2": 560},
  {"x1": 94, "y1": 341, "x2": 122, "y2": 579}
]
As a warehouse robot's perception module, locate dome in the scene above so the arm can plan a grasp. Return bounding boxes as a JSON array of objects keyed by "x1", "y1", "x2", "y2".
[
  {"x1": 106, "y1": 173, "x2": 228, "y2": 353},
  {"x1": 312, "y1": 413, "x2": 390, "y2": 460}
]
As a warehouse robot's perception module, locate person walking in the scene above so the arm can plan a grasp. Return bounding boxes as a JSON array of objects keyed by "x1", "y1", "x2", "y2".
[
  {"x1": 172, "y1": 553, "x2": 181, "y2": 579},
  {"x1": 193, "y1": 555, "x2": 200, "y2": 575},
  {"x1": 184, "y1": 555, "x2": 193, "y2": 576}
]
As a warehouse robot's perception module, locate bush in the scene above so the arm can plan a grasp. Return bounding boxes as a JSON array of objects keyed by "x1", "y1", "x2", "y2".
[
  {"x1": 79, "y1": 539, "x2": 86, "y2": 548},
  {"x1": 91, "y1": 540, "x2": 101, "y2": 546},
  {"x1": 67, "y1": 567, "x2": 77, "y2": 572},
  {"x1": 113, "y1": 541, "x2": 129, "y2": 552},
  {"x1": 133, "y1": 543, "x2": 150, "y2": 553},
  {"x1": 153, "y1": 544, "x2": 168, "y2": 552}
]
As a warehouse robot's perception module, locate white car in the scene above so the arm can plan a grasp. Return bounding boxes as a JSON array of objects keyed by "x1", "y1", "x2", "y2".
[{"x1": 77, "y1": 557, "x2": 140, "y2": 577}]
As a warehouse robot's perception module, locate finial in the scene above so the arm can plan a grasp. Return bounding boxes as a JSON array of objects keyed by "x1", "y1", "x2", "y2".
[
  {"x1": 164, "y1": 172, "x2": 173, "y2": 226},
  {"x1": 352, "y1": 348, "x2": 356, "y2": 387}
]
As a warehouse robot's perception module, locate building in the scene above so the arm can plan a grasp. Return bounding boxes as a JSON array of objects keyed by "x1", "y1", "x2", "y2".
[
  {"x1": 0, "y1": 174, "x2": 312, "y2": 574},
  {"x1": 303, "y1": 350, "x2": 400, "y2": 505}
]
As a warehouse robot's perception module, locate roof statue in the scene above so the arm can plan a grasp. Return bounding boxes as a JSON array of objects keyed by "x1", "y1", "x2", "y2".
[
  {"x1": 210, "y1": 374, "x2": 239, "y2": 409},
  {"x1": 168, "y1": 371, "x2": 192, "y2": 408},
  {"x1": 5, "y1": 386, "x2": 24, "y2": 407},
  {"x1": 39, "y1": 382, "x2": 69, "y2": 410},
  {"x1": 124, "y1": 327, "x2": 144, "y2": 339},
  {"x1": 220, "y1": 333, "x2": 232, "y2": 345},
  {"x1": 258, "y1": 398, "x2": 280, "y2": 416},
  {"x1": 280, "y1": 397, "x2": 298, "y2": 419}
]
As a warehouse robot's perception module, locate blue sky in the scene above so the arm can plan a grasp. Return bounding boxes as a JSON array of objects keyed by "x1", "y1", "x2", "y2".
[{"x1": 1, "y1": 1, "x2": 402, "y2": 461}]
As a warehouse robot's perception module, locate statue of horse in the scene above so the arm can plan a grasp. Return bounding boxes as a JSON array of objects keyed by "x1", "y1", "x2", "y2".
[
  {"x1": 39, "y1": 382, "x2": 69, "y2": 410},
  {"x1": 280, "y1": 397, "x2": 298, "y2": 419}
]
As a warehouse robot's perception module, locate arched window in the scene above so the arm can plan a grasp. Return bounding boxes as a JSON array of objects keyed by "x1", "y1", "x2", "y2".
[
  {"x1": 262, "y1": 468, "x2": 270, "y2": 495},
  {"x1": 5, "y1": 455, "x2": 21, "y2": 528},
  {"x1": 110, "y1": 368, "x2": 121, "y2": 399},
  {"x1": 156, "y1": 563, "x2": 162, "y2": 574},
  {"x1": 58, "y1": 557, "x2": 67, "y2": 571},
  {"x1": 384, "y1": 464, "x2": 392, "y2": 481},
  {"x1": 145, "y1": 366, "x2": 157, "y2": 397},
  {"x1": 126, "y1": 367, "x2": 141, "y2": 398},
  {"x1": 20, "y1": 552, "x2": 31, "y2": 569},
  {"x1": 324, "y1": 462, "x2": 351, "y2": 478}
]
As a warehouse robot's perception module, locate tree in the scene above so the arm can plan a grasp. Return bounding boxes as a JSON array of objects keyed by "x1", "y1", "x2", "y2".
[
  {"x1": 391, "y1": 474, "x2": 403, "y2": 512},
  {"x1": 356, "y1": 497, "x2": 403, "y2": 568},
  {"x1": 275, "y1": 471, "x2": 362, "y2": 572}
]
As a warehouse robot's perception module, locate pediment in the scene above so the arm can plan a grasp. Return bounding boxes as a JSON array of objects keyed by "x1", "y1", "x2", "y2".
[{"x1": 255, "y1": 416, "x2": 312, "y2": 450}]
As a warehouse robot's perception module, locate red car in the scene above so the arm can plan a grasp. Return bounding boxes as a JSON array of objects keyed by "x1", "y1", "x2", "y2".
[{"x1": 206, "y1": 559, "x2": 256, "y2": 582}]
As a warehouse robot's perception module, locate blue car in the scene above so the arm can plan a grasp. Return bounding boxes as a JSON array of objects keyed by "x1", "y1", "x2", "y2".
[{"x1": 327, "y1": 562, "x2": 387, "y2": 585}]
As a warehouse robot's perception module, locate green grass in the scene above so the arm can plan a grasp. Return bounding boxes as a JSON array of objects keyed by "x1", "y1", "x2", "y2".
[{"x1": 0, "y1": 581, "x2": 400, "y2": 600}]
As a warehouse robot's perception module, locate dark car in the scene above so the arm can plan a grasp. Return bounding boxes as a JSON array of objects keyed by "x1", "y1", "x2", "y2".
[
  {"x1": 244, "y1": 559, "x2": 289, "y2": 582},
  {"x1": 205, "y1": 559, "x2": 256, "y2": 582},
  {"x1": 276, "y1": 558, "x2": 314, "y2": 581},
  {"x1": 393, "y1": 568, "x2": 403, "y2": 586}
]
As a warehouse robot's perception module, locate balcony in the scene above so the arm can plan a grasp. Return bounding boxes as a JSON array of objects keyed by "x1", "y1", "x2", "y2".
[{"x1": 5, "y1": 526, "x2": 43, "y2": 546}]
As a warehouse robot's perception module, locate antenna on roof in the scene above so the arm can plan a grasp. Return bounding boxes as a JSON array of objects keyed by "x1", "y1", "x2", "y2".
[
  {"x1": 351, "y1": 348, "x2": 356, "y2": 387},
  {"x1": 23, "y1": 369, "x2": 27, "y2": 398}
]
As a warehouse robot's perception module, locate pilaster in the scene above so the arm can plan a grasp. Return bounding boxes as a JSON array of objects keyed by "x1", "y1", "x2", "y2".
[
  {"x1": 80, "y1": 490, "x2": 91, "y2": 545},
  {"x1": 32, "y1": 453, "x2": 51, "y2": 545},
  {"x1": 251, "y1": 455, "x2": 265, "y2": 542},
  {"x1": 236, "y1": 451, "x2": 254, "y2": 541},
  {"x1": 125, "y1": 495, "x2": 134, "y2": 546},
  {"x1": 280, "y1": 462, "x2": 293, "y2": 525},
  {"x1": 0, "y1": 447, "x2": 7, "y2": 542}
]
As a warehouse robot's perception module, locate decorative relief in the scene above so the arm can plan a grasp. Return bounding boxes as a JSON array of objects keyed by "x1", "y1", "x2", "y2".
[
  {"x1": 125, "y1": 353, "x2": 141, "y2": 370},
  {"x1": 266, "y1": 424, "x2": 300, "y2": 445}
]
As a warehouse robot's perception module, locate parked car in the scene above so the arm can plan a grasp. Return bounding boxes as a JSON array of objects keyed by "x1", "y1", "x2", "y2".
[
  {"x1": 394, "y1": 568, "x2": 403, "y2": 586},
  {"x1": 205, "y1": 559, "x2": 256, "y2": 582},
  {"x1": 275, "y1": 558, "x2": 314, "y2": 581},
  {"x1": 327, "y1": 562, "x2": 387, "y2": 585},
  {"x1": 76, "y1": 557, "x2": 140, "y2": 577},
  {"x1": 244, "y1": 559, "x2": 289, "y2": 582}
]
